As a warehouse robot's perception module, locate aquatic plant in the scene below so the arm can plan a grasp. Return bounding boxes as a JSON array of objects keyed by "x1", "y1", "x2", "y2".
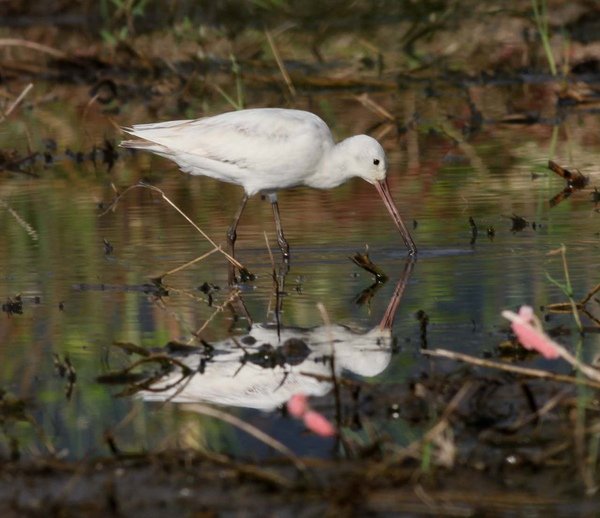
[{"x1": 531, "y1": 0, "x2": 557, "y2": 76}]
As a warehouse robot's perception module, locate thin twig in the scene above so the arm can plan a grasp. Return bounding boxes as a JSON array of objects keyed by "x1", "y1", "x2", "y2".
[
  {"x1": 0, "y1": 38, "x2": 67, "y2": 58},
  {"x1": 581, "y1": 283, "x2": 600, "y2": 306},
  {"x1": 183, "y1": 402, "x2": 306, "y2": 472},
  {"x1": 500, "y1": 387, "x2": 571, "y2": 432},
  {"x1": 99, "y1": 182, "x2": 245, "y2": 270},
  {"x1": 368, "y1": 381, "x2": 474, "y2": 478},
  {"x1": 354, "y1": 93, "x2": 395, "y2": 122},
  {"x1": 155, "y1": 247, "x2": 221, "y2": 281},
  {"x1": 0, "y1": 83, "x2": 33, "y2": 122},
  {"x1": 0, "y1": 198, "x2": 38, "y2": 240},
  {"x1": 191, "y1": 288, "x2": 241, "y2": 340},
  {"x1": 422, "y1": 348, "x2": 600, "y2": 389}
]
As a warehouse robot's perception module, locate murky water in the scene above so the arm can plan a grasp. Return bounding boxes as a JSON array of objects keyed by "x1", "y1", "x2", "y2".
[{"x1": 1, "y1": 81, "x2": 599, "y2": 461}]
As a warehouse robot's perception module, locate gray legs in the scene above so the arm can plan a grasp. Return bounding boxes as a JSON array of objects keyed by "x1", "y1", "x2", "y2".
[
  {"x1": 227, "y1": 192, "x2": 290, "y2": 284},
  {"x1": 267, "y1": 192, "x2": 290, "y2": 262},
  {"x1": 227, "y1": 194, "x2": 249, "y2": 258}
]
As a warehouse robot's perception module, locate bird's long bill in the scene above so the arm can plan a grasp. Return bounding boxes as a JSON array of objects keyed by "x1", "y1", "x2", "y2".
[{"x1": 374, "y1": 179, "x2": 417, "y2": 255}]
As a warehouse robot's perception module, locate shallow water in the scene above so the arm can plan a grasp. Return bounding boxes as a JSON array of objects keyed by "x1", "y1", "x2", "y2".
[{"x1": 1, "y1": 80, "x2": 599, "y2": 461}]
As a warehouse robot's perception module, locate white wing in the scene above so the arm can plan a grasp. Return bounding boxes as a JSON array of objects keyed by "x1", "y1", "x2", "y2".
[{"x1": 122, "y1": 108, "x2": 335, "y2": 195}]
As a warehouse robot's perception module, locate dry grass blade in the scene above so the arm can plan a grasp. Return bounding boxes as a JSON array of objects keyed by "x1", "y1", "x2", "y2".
[
  {"x1": 154, "y1": 247, "x2": 221, "y2": 281},
  {"x1": 191, "y1": 288, "x2": 241, "y2": 340},
  {"x1": 0, "y1": 38, "x2": 67, "y2": 58},
  {"x1": 99, "y1": 182, "x2": 245, "y2": 271},
  {"x1": 0, "y1": 198, "x2": 38, "y2": 240},
  {"x1": 183, "y1": 403, "x2": 306, "y2": 473},
  {"x1": 354, "y1": 93, "x2": 395, "y2": 121},
  {"x1": 0, "y1": 83, "x2": 33, "y2": 122},
  {"x1": 265, "y1": 29, "x2": 296, "y2": 97},
  {"x1": 368, "y1": 381, "x2": 474, "y2": 479},
  {"x1": 580, "y1": 283, "x2": 600, "y2": 306},
  {"x1": 422, "y1": 348, "x2": 600, "y2": 388}
]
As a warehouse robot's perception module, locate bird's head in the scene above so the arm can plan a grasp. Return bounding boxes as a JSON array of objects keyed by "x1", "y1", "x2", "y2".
[
  {"x1": 341, "y1": 134, "x2": 388, "y2": 184},
  {"x1": 340, "y1": 135, "x2": 417, "y2": 255}
]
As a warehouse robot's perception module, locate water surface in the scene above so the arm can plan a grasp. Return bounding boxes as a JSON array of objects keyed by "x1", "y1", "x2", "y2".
[{"x1": 1, "y1": 81, "x2": 599, "y2": 461}]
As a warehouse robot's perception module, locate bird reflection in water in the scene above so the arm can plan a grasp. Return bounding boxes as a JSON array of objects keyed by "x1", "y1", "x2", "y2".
[{"x1": 140, "y1": 259, "x2": 414, "y2": 412}]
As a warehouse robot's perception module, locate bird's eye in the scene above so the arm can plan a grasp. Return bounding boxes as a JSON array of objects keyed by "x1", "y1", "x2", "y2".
[{"x1": 373, "y1": 159, "x2": 380, "y2": 165}]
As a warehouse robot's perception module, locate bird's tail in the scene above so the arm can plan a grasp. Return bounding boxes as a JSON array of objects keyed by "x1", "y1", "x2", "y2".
[{"x1": 120, "y1": 138, "x2": 157, "y2": 149}]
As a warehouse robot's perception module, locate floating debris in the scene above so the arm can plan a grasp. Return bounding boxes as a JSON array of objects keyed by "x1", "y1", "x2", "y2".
[
  {"x1": 53, "y1": 354, "x2": 77, "y2": 400},
  {"x1": 415, "y1": 309, "x2": 429, "y2": 348},
  {"x1": 350, "y1": 248, "x2": 388, "y2": 283},
  {"x1": 238, "y1": 268, "x2": 256, "y2": 282},
  {"x1": 2, "y1": 295, "x2": 23, "y2": 316},
  {"x1": 469, "y1": 216, "x2": 478, "y2": 245},
  {"x1": 548, "y1": 160, "x2": 589, "y2": 189},
  {"x1": 103, "y1": 238, "x2": 114, "y2": 255},
  {"x1": 505, "y1": 214, "x2": 529, "y2": 232},
  {"x1": 73, "y1": 282, "x2": 169, "y2": 297},
  {"x1": 198, "y1": 282, "x2": 220, "y2": 306}
]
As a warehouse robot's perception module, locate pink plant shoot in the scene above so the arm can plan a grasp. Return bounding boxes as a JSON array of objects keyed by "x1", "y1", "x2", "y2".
[
  {"x1": 287, "y1": 393, "x2": 336, "y2": 437},
  {"x1": 501, "y1": 306, "x2": 560, "y2": 359}
]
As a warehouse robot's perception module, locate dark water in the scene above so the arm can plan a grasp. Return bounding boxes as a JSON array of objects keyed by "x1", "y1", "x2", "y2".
[{"x1": 1, "y1": 81, "x2": 599, "y2": 461}]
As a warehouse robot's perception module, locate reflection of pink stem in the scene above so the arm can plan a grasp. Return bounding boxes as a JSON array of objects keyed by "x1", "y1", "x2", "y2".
[
  {"x1": 287, "y1": 394, "x2": 308, "y2": 418},
  {"x1": 287, "y1": 394, "x2": 336, "y2": 437},
  {"x1": 303, "y1": 411, "x2": 336, "y2": 437}
]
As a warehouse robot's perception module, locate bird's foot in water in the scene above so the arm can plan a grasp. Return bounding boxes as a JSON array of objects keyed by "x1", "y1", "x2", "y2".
[{"x1": 228, "y1": 265, "x2": 255, "y2": 286}]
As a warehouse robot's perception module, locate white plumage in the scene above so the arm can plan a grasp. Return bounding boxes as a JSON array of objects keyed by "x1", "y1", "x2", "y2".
[{"x1": 121, "y1": 108, "x2": 417, "y2": 256}]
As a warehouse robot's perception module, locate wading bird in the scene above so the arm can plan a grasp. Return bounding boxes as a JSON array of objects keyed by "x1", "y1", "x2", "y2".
[{"x1": 121, "y1": 108, "x2": 417, "y2": 259}]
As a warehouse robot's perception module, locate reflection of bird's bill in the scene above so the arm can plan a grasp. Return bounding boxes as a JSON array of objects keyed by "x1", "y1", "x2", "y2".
[
  {"x1": 140, "y1": 264, "x2": 415, "y2": 411},
  {"x1": 374, "y1": 179, "x2": 417, "y2": 254},
  {"x1": 379, "y1": 258, "x2": 415, "y2": 331}
]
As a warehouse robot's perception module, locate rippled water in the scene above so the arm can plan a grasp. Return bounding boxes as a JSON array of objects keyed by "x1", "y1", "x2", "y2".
[{"x1": 1, "y1": 82, "x2": 599, "y2": 460}]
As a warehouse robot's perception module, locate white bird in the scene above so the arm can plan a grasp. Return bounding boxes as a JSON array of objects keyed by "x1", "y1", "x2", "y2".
[{"x1": 121, "y1": 108, "x2": 417, "y2": 259}]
